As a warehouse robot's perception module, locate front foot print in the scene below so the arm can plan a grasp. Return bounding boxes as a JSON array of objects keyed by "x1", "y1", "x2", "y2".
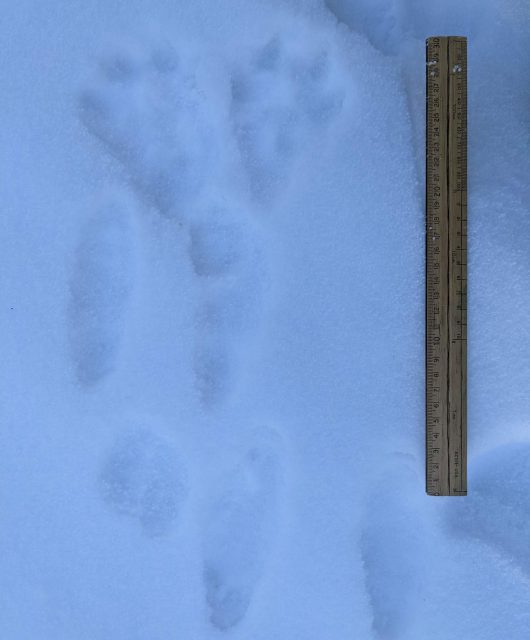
[
  {"x1": 99, "y1": 425, "x2": 187, "y2": 537},
  {"x1": 189, "y1": 206, "x2": 267, "y2": 409}
]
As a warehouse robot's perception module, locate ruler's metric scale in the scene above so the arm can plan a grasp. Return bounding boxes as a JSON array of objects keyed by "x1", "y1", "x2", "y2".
[{"x1": 426, "y1": 36, "x2": 467, "y2": 496}]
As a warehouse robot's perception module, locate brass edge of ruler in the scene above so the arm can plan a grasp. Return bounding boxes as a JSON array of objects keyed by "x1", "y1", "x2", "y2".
[{"x1": 425, "y1": 36, "x2": 467, "y2": 496}]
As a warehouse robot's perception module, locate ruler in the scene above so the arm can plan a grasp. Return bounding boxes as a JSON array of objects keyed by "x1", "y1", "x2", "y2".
[{"x1": 425, "y1": 36, "x2": 467, "y2": 496}]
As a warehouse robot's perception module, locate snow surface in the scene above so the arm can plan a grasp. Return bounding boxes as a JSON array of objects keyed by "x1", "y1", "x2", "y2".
[{"x1": 2, "y1": 0, "x2": 530, "y2": 638}]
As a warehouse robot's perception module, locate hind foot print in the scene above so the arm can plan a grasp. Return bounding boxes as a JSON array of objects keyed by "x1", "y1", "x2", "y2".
[
  {"x1": 99, "y1": 426, "x2": 187, "y2": 537},
  {"x1": 231, "y1": 31, "x2": 347, "y2": 203},
  {"x1": 79, "y1": 43, "x2": 219, "y2": 218},
  {"x1": 202, "y1": 427, "x2": 283, "y2": 630},
  {"x1": 360, "y1": 455, "x2": 425, "y2": 639},
  {"x1": 445, "y1": 441, "x2": 530, "y2": 573},
  {"x1": 68, "y1": 194, "x2": 137, "y2": 386}
]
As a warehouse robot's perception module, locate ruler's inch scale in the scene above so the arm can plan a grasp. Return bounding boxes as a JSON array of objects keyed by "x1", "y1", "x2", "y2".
[{"x1": 426, "y1": 36, "x2": 467, "y2": 496}]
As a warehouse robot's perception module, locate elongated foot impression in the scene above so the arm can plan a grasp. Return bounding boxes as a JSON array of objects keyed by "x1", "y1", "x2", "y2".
[
  {"x1": 68, "y1": 194, "x2": 137, "y2": 386},
  {"x1": 231, "y1": 31, "x2": 346, "y2": 203},
  {"x1": 99, "y1": 426, "x2": 187, "y2": 537},
  {"x1": 80, "y1": 43, "x2": 218, "y2": 218},
  {"x1": 202, "y1": 427, "x2": 282, "y2": 630}
]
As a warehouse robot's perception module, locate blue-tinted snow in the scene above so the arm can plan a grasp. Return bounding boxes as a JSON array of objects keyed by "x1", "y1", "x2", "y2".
[{"x1": 2, "y1": 0, "x2": 530, "y2": 638}]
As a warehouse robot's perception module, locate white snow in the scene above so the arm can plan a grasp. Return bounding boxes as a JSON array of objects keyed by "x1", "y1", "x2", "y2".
[{"x1": 2, "y1": 0, "x2": 530, "y2": 638}]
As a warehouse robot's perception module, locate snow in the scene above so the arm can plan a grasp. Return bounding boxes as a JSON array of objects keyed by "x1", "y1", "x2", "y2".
[{"x1": 2, "y1": 0, "x2": 530, "y2": 638}]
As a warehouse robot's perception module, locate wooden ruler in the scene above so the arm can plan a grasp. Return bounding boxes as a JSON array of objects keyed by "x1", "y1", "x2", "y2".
[{"x1": 425, "y1": 36, "x2": 467, "y2": 496}]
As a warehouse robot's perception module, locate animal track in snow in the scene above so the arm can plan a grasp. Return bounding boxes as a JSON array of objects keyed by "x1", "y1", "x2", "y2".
[
  {"x1": 360, "y1": 455, "x2": 425, "y2": 639},
  {"x1": 189, "y1": 206, "x2": 267, "y2": 408},
  {"x1": 99, "y1": 425, "x2": 187, "y2": 537},
  {"x1": 202, "y1": 426, "x2": 283, "y2": 630},
  {"x1": 445, "y1": 442, "x2": 530, "y2": 574},
  {"x1": 68, "y1": 194, "x2": 137, "y2": 386},
  {"x1": 81, "y1": 42, "x2": 270, "y2": 410},
  {"x1": 189, "y1": 212, "x2": 251, "y2": 278},
  {"x1": 231, "y1": 31, "x2": 346, "y2": 203},
  {"x1": 79, "y1": 43, "x2": 219, "y2": 219}
]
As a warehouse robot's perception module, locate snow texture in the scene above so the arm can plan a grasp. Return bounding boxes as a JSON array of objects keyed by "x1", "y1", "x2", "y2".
[
  {"x1": 68, "y1": 192, "x2": 138, "y2": 386},
  {"x1": 2, "y1": 0, "x2": 530, "y2": 638}
]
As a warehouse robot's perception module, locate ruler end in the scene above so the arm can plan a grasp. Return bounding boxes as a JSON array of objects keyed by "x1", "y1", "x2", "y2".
[
  {"x1": 426, "y1": 489, "x2": 468, "y2": 497},
  {"x1": 426, "y1": 35, "x2": 468, "y2": 43}
]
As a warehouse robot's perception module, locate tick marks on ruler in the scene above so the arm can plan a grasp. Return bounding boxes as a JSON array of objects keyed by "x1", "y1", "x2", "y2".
[{"x1": 426, "y1": 36, "x2": 467, "y2": 496}]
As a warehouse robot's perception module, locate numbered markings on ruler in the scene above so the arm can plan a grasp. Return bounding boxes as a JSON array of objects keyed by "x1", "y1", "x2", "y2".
[{"x1": 425, "y1": 36, "x2": 467, "y2": 497}]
